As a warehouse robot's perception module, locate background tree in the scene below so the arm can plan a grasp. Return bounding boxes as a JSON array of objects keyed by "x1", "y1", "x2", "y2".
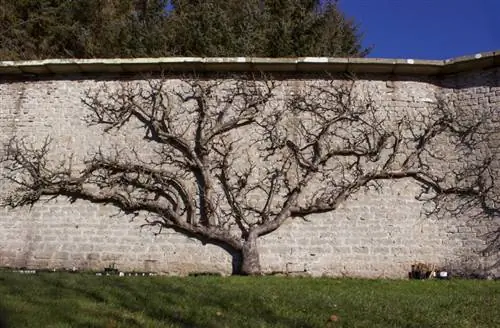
[
  {"x1": 0, "y1": 0, "x2": 368, "y2": 59},
  {"x1": 0, "y1": 0, "x2": 170, "y2": 59},
  {"x1": 2, "y1": 74, "x2": 497, "y2": 275},
  {"x1": 167, "y1": 0, "x2": 368, "y2": 57}
]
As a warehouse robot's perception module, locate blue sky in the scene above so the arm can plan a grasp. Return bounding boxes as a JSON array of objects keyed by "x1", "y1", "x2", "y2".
[{"x1": 338, "y1": 0, "x2": 499, "y2": 59}]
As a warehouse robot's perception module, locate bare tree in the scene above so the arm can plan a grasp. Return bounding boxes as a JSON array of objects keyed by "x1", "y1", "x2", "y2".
[{"x1": 2, "y1": 74, "x2": 498, "y2": 275}]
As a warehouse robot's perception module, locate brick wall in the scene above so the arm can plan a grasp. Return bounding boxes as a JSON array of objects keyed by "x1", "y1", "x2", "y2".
[{"x1": 0, "y1": 68, "x2": 498, "y2": 277}]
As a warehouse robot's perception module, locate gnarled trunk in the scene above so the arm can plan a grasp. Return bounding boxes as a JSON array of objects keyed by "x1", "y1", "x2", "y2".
[{"x1": 239, "y1": 237, "x2": 261, "y2": 275}]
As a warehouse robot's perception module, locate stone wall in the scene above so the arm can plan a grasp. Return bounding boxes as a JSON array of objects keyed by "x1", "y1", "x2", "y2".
[{"x1": 0, "y1": 57, "x2": 499, "y2": 278}]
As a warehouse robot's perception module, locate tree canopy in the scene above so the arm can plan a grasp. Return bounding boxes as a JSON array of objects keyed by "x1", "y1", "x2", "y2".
[{"x1": 0, "y1": 0, "x2": 369, "y2": 59}]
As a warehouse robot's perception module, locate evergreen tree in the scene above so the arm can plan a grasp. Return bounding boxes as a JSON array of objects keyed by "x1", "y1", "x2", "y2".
[
  {"x1": 0, "y1": 0, "x2": 368, "y2": 59},
  {"x1": 0, "y1": 0, "x2": 169, "y2": 59},
  {"x1": 167, "y1": 0, "x2": 368, "y2": 57}
]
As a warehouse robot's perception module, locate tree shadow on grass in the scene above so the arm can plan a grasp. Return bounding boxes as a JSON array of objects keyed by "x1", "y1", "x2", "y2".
[
  {"x1": 71, "y1": 276, "x2": 316, "y2": 328},
  {"x1": 1, "y1": 274, "x2": 317, "y2": 328}
]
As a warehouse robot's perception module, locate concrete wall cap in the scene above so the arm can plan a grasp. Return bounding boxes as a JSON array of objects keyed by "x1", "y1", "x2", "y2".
[{"x1": 1, "y1": 50, "x2": 498, "y2": 77}]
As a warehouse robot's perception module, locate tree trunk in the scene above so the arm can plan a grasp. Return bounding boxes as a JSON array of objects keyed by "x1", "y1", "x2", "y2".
[{"x1": 240, "y1": 237, "x2": 261, "y2": 275}]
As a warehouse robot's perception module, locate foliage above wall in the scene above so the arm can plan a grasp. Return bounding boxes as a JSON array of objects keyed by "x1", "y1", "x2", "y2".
[{"x1": 0, "y1": 0, "x2": 368, "y2": 60}]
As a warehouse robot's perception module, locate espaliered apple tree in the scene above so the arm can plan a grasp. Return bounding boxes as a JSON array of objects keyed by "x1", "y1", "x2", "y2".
[{"x1": 2, "y1": 74, "x2": 497, "y2": 274}]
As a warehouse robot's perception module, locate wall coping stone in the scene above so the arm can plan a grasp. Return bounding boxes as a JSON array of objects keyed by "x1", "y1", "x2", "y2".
[{"x1": 0, "y1": 51, "x2": 498, "y2": 77}]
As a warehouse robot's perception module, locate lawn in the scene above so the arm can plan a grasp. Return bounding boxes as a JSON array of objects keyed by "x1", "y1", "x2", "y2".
[{"x1": 0, "y1": 273, "x2": 498, "y2": 328}]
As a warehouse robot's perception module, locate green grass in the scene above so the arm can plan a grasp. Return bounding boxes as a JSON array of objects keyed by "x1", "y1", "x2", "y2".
[{"x1": 0, "y1": 273, "x2": 498, "y2": 328}]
